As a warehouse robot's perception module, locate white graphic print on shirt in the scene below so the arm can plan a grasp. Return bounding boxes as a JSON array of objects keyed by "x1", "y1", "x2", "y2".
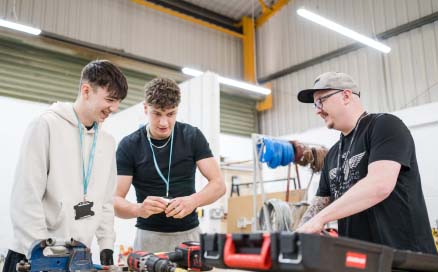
[{"x1": 329, "y1": 151, "x2": 366, "y2": 199}]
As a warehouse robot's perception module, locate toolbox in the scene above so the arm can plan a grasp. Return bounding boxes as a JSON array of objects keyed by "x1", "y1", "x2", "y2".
[
  {"x1": 201, "y1": 233, "x2": 271, "y2": 270},
  {"x1": 270, "y1": 232, "x2": 393, "y2": 272},
  {"x1": 201, "y1": 232, "x2": 438, "y2": 272},
  {"x1": 392, "y1": 248, "x2": 438, "y2": 271},
  {"x1": 200, "y1": 233, "x2": 227, "y2": 268}
]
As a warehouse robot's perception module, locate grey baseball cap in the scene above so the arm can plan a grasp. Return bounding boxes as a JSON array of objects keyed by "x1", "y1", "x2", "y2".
[{"x1": 297, "y1": 72, "x2": 359, "y2": 103}]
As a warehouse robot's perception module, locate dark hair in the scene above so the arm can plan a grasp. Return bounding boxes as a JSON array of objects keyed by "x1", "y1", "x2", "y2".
[
  {"x1": 144, "y1": 78, "x2": 181, "y2": 109},
  {"x1": 80, "y1": 60, "x2": 128, "y2": 100}
]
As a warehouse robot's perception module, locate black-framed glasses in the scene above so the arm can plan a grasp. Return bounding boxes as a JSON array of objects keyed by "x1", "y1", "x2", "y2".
[
  {"x1": 313, "y1": 89, "x2": 361, "y2": 110},
  {"x1": 313, "y1": 89, "x2": 344, "y2": 110}
]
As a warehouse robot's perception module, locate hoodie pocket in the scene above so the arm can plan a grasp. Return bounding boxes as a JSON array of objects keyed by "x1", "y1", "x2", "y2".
[{"x1": 45, "y1": 201, "x2": 66, "y2": 230}]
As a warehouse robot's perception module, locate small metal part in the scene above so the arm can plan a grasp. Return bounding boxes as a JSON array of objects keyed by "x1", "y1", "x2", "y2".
[{"x1": 16, "y1": 260, "x2": 31, "y2": 272}]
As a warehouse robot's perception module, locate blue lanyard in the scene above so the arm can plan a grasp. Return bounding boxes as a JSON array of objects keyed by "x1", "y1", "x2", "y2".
[
  {"x1": 147, "y1": 126, "x2": 174, "y2": 197},
  {"x1": 74, "y1": 109, "x2": 98, "y2": 200}
]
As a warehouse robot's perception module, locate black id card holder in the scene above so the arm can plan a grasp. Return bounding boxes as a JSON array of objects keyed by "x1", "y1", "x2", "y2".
[{"x1": 74, "y1": 201, "x2": 95, "y2": 220}]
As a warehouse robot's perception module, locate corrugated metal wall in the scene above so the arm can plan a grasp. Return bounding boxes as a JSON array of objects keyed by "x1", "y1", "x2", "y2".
[
  {"x1": 0, "y1": 0, "x2": 242, "y2": 79},
  {"x1": 220, "y1": 92, "x2": 257, "y2": 137},
  {"x1": 0, "y1": 36, "x2": 155, "y2": 110},
  {"x1": 257, "y1": 0, "x2": 438, "y2": 78},
  {"x1": 257, "y1": 0, "x2": 438, "y2": 135}
]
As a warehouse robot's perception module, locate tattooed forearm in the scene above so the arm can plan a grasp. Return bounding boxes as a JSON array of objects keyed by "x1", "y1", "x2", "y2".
[{"x1": 298, "y1": 196, "x2": 331, "y2": 227}]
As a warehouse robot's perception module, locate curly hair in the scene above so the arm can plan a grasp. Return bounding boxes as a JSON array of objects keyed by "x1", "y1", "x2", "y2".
[{"x1": 144, "y1": 77, "x2": 181, "y2": 109}]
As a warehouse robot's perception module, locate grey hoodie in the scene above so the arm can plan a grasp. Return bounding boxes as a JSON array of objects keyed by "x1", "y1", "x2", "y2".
[{"x1": 10, "y1": 102, "x2": 116, "y2": 256}]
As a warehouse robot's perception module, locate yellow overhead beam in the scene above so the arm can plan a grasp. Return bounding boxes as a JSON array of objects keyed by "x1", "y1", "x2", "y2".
[
  {"x1": 258, "y1": 0, "x2": 270, "y2": 14},
  {"x1": 256, "y1": 0, "x2": 290, "y2": 28},
  {"x1": 242, "y1": 16, "x2": 272, "y2": 111},
  {"x1": 131, "y1": 0, "x2": 244, "y2": 39},
  {"x1": 256, "y1": 93, "x2": 272, "y2": 111},
  {"x1": 242, "y1": 16, "x2": 256, "y2": 83},
  {"x1": 132, "y1": 0, "x2": 274, "y2": 111}
]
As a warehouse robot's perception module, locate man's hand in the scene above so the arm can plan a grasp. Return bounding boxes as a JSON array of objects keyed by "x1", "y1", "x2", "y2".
[
  {"x1": 295, "y1": 215, "x2": 325, "y2": 234},
  {"x1": 165, "y1": 196, "x2": 197, "y2": 219},
  {"x1": 136, "y1": 196, "x2": 168, "y2": 218}
]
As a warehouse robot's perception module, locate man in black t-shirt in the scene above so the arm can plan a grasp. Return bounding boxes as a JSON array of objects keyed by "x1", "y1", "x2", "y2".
[
  {"x1": 295, "y1": 72, "x2": 436, "y2": 254},
  {"x1": 115, "y1": 78, "x2": 225, "y2": 252}
]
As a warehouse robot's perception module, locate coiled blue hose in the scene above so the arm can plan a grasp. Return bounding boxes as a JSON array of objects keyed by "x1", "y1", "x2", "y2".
[{"x1": 257, "y1": 138, "x2": 295, "y2": 169}]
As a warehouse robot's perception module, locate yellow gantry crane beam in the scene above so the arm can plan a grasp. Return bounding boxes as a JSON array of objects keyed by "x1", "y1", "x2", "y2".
[
  {"x1": 132, "y1": 0, "x2": 291, "y2": 111},
  {"x1": 242, "y1": 16, "x2": 256, "y2": 83},
  {"x1": 131, "y1": 0, "x2": 244, "y2": 39},
  {"x1": 256, "y1": 0, "x2": 290, "y2": 28},
  {"x1": 242, "y1": 16, "x2": 272, "y2": 111}
]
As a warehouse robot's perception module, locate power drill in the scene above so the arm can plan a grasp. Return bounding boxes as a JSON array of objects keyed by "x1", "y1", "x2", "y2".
[
  {"x1": 165, "y1": 241, "x2": 211, "y2": 271},
  {"x1": 127, "y1": 251, "x2": 177, "y2": 272},
  {"x1": 127, "y1": 241, "x2": 212, "y2": 272}
]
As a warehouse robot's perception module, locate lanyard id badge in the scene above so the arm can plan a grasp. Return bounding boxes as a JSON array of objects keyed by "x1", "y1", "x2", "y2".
[
  {"x1": 146, "y1": 125, "x2": 174, "y2": 198},
  {"x1": 74, "y1": 201, "x2": 95, "y2": 220},
  {"x1": 73, "y1": 107, "x2": 98, "y2": 220}
]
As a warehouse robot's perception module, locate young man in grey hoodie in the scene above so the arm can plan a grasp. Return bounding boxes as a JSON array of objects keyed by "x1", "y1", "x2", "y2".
[{"x1": 3, "y1": 60, "x2": 128, "y2": 272}]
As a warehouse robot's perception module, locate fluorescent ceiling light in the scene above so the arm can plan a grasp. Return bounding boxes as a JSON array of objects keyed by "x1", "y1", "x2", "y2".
[
  {"x1": 0, "y1": 19, "x2": 41, "y2": 35},
  {"x1": 218, "y1": 76, "x2": 271, "y2": 95},
  {"x1": 182, "y1": 67, "x2": 271, "y2": 95},
  {"x1": 297, "y1": 8, "x2": 390, "y2": 54},
  {"x1": 181, "y1": 67, "x2": 203, "y2": 77}
]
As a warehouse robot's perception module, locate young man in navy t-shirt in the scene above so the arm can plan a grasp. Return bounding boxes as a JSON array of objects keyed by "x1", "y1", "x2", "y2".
[{"x1": 114, "y1": 78, "x2": 225, "y2": 252}]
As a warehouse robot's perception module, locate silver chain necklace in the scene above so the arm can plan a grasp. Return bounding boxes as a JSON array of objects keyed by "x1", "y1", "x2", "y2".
[
  {"x1": 146, "y1": 125, "x2": 171, "y2": 149},
  {"x1": 334, "y1": 111, "x2": 368, "y2": 199}
]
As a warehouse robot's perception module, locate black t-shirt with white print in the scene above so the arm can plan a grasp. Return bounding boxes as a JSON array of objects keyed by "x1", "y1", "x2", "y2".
[
  {"x1": 317, "y1": 113, "x2": 437, "y2": 254},
  {"x1": 116, "y1": 121, "x2": 213, "y2": 232}
]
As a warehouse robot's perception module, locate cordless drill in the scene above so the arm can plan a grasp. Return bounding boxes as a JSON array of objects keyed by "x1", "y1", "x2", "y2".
[
  {"x1": 127, "y1": 251, "x2": 177, "y2": 272},
  {"x1": 127, "y1": 241, "x2": 212, "y2": 272},
  {"x1": 165, "y1": 241, "x2": 212, "y2": 271}
]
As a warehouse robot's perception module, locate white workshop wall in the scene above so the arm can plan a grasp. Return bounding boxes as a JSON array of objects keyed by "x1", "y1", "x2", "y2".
[
  {"x1": 0, "y1": 97, "x2": 48, "y2": 257},
  {"x1": 220, "y1": 133, "x2": 253, "y2": 162}
]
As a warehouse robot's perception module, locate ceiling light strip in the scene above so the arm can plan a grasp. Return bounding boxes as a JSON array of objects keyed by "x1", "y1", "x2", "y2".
[
  {"x1": 182, "y1": 68, "x2": 271, "y2": 95},
  {"x1": 297, "y1": 8, "x2": 390, "y2": 53},
  {"x1": 0, "y1": 19, "x2": 41, "y2": 35}
]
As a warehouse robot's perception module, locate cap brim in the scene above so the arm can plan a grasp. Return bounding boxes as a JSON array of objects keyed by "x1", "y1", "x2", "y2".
[
  {"x1": 297, "y1": 89, "x2": 318, "y2": 103},
  {"x1": 297, "y1": 88, "x2": 335, "y2": 103}
]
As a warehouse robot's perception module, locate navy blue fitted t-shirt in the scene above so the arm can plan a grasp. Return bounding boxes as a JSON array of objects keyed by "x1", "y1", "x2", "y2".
[{"x1": 116, "y1": 122, "x2": 213, "y2": 232}]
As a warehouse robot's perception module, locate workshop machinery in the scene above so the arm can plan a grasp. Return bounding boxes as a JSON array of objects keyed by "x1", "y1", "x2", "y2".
[{"x1": 16, "y1": 238, "x2": 93, "y2": 272}]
